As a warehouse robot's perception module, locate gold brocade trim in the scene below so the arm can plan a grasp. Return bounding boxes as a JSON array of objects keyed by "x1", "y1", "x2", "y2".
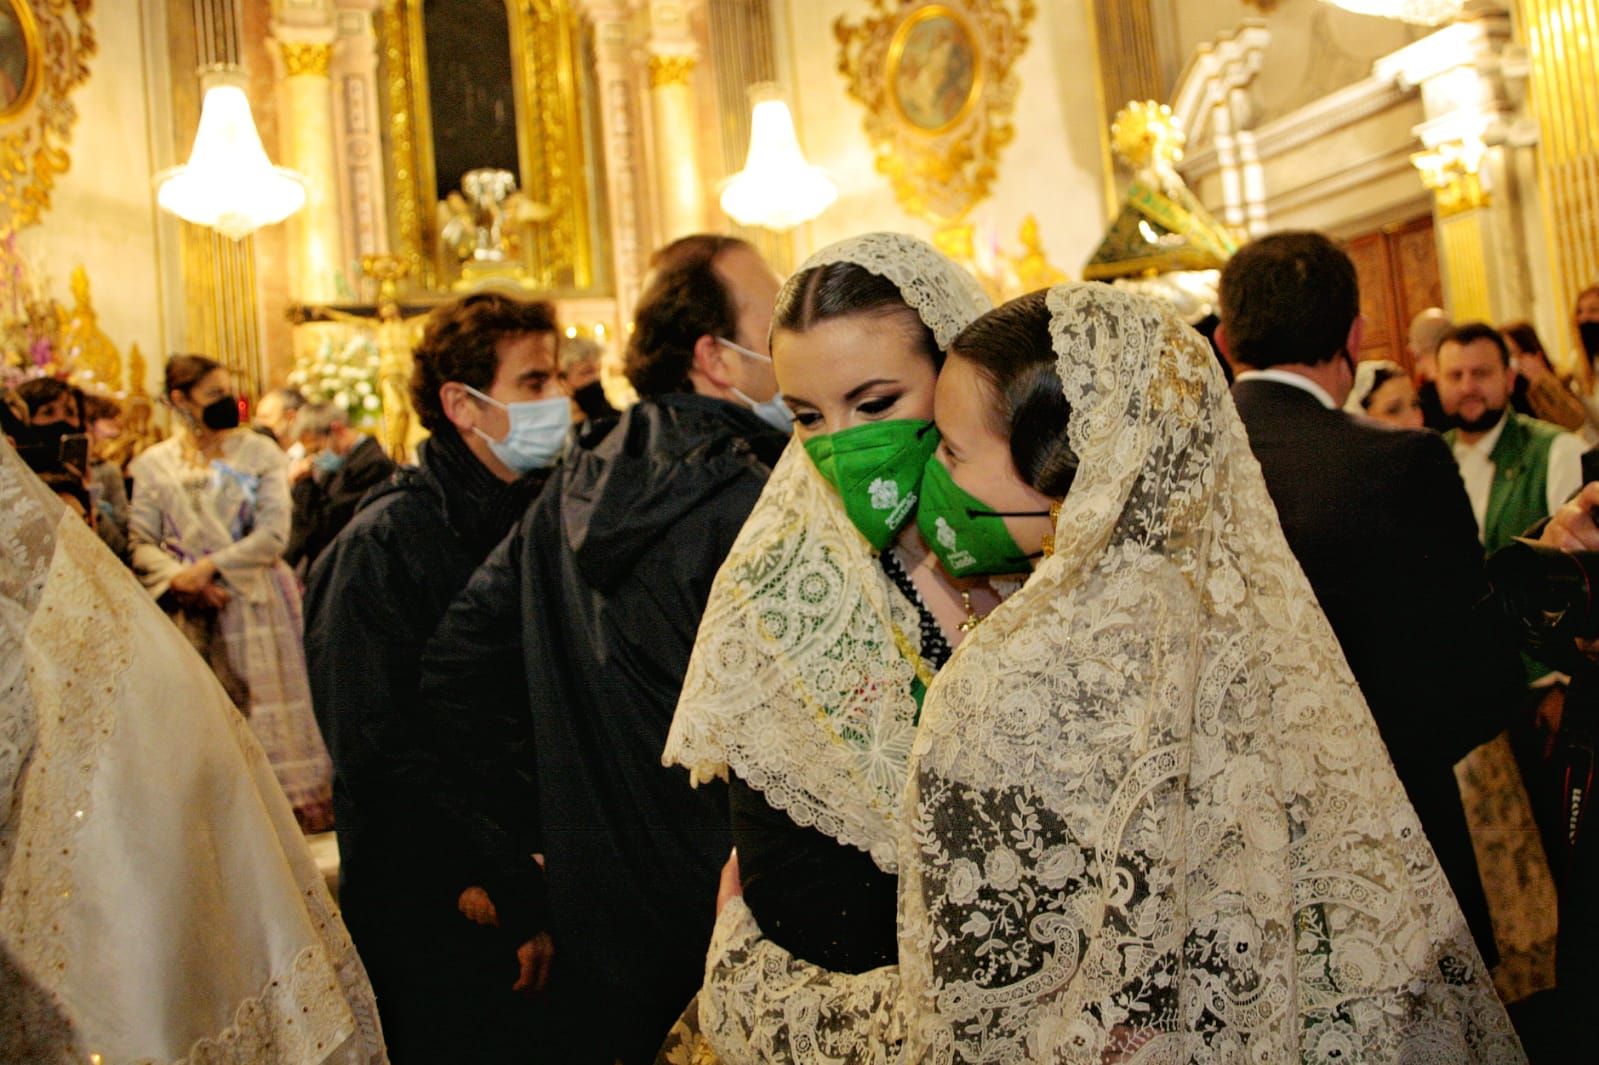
[
  {"x1": 0, "y1": 0, "x2": 96, "y2": 238},
  {"x1": 280, "y1": 42, "x2": 334, "y2": 78},
  {"x1": 648, "y1": 53, "x2": 697, "y2": 89}
]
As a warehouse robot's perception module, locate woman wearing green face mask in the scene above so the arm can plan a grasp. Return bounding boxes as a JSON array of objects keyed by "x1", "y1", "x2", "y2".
[
  {"x1": 685, "y1": 285, "x2": 1520, "y2": 1064},
  {"x1": 661, "y1": 234, "x2": 991, "y2": 1046}
]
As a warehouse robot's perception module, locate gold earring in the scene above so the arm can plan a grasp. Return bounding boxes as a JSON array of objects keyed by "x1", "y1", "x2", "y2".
[{"x1": 1041, "y1": 501, "x2": 1062, "y2": 558}]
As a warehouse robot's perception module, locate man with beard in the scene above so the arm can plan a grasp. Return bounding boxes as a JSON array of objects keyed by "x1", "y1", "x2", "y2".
[
  {"x1": 1439, "y1": 321, "x2": 1585, "y2": 554},
  {"x1": 1221, "y1": 232, "x2": 1514, "y2": 967}
]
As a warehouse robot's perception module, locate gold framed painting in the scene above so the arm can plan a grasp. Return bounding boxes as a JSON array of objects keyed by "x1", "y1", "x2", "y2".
[
  {"x1": 837, "y1": 0, "x2": 1035, "y2": 223},
  {"x1": 0, "y1": 0, "x2": 94, "y2": 238},
  {"x1": 0, "y1": 0, "x2": 41, "y2": 120}
]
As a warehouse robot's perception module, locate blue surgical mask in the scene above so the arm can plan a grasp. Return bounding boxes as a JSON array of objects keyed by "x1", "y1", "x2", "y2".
[
  {"x1": 464, "y1": 385, "x2": 571, "y2": 473},
  {"x1": 716, "y1": 337, "x2": 793, "y2": 435},
  {"x1": 312, "y1": 449, "x2": 345, "y2": 475}
]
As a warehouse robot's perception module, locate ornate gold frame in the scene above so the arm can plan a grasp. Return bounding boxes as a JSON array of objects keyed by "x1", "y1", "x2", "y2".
[
  {"x1": 0, "y1": 0, "x2": 94, "y2": 238},
  {"x1": 836, "y1": 0, "x2": 1035, "y2": 223},
  {"x1": 379, "y1": 0, "x2": 601, "y2": 295}
]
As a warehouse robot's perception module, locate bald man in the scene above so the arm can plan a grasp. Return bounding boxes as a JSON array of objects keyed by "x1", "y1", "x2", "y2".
[{"x1": 1410, "y1": 307, "x2": 1453, "y2": 430}]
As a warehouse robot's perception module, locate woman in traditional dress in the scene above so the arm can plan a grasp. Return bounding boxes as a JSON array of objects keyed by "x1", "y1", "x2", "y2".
[
  {"x1": 660, "y1": 233, "x2": 994, "y2": 1024},
  {"x1": 129, "y1": 354, "x2": 333, "y2": 831},
  {"x1": 695, "y1": 284, "x2": 1524, "y2": 1063},
  {"x1": 1, "y1": 438, "x2": 384, "y2": 1063}
]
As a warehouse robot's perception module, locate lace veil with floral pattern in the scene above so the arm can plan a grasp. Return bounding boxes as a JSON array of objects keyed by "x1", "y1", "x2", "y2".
[
  {"x1": 0, "y1": 439, "x2": 385, "y2": 1064},
  {"x1": 697, "y1": 284, "x2": 1524, "y2": 1063},
  {"x1": 662, "y1": 232, "x2": 990, "y2": 872}
]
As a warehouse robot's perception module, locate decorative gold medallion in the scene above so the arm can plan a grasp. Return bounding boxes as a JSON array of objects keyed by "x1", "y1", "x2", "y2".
[
  {"x1": 0, "y1": 0, "x2": 96, "y2": 238},
  {"x1": 835, "y1": 0, "x2": 1036, "y2": 224}
]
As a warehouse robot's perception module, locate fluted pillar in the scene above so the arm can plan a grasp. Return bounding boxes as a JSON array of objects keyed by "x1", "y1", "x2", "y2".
[
  {"x1": 646, "y1": 0, "x2": 706, "y2": 240},
  {"x1": 272, "y1": 25, "x2": 346, "y2": 302}
]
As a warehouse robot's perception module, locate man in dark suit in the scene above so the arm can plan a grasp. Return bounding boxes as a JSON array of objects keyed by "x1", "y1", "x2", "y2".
[{"x1": 1217, "y1": 230, "x2": 1516, "y2": 964}]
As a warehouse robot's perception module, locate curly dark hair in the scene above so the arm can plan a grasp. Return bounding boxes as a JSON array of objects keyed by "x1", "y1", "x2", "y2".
[
  {"x1": 624, "y1": 234, "x2": 754, "y2": 399},
  {"x1": 409, "y1": 293, "x2": 559, "y2": 434}
]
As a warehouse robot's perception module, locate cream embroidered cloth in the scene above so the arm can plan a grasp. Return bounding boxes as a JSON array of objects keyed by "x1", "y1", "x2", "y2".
[
  {"x1": 1, "y1": 439, "x2": 385, "y2": 1064},
  {"x1": 695, "y1": 284, "x2": 1524, "y2": 1063},
  {"x1": 663, "y1": 232, "x2": 991, "y2": 872}
]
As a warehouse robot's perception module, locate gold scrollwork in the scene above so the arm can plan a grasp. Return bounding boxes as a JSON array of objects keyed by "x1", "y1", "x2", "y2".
[
  {"x1": 379, "y1": 0, "x2": 598, "y2": 294},
  {"x1": 280, "y1": 41, "x2": 334, "y2": 78},
  {"x1": 835, "y1": 0, "x2": 1035, "y2": 223},
  {"x1": 647, "y1": 53, "x2": 696, "y2": 89},
  {"x1": 0, "y1": 0, "x2": 96, "y2": 238}
]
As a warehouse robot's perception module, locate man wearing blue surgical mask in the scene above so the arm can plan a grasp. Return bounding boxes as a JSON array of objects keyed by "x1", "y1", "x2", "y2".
[
  {"x1": 284, "y1": 400, "x2": 395, "y2": 573},
  {"x1": 420, "y1": 234, "x2": 790, "y2": 1063},
  {"x1": 302, "y1": 293, "x2": 565, "y2": 1064}
]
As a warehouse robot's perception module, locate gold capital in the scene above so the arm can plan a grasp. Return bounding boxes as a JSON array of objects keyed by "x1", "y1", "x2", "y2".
[
  {"x1": 647, "y1": 53, "x2": 696, "y2": 89},
  {"x1": 281, "y1": 42, "x2": 335, "y2": 78}
]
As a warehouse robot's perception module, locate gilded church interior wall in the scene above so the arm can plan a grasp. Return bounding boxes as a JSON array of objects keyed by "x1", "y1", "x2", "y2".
[
  {"x1": 778, "y1": 0, "x2": 1108, "y2": 276},
  {"x1": 14, "y1": 1, "x2": 177, "y2": 397}
]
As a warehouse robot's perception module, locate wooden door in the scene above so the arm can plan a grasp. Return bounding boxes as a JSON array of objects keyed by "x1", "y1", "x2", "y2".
[{"x1": 1342, "y1": 214, "x2": 1443, "y2": 373}]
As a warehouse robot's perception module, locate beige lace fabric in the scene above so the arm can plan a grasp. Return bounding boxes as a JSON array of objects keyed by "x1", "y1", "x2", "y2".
[
  {"x1": 663, "y1": 232, "x2": 990, "y2": 871},
  {"x1": 697, "y1": 284, "x2": 1525, "y2": 1063},
  {"x1": 0, "y1": 440, "x2": 386, "y2": 1064}
]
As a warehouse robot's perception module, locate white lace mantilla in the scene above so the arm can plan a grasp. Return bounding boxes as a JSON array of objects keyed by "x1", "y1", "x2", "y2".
[
  {"x1": 796, "y1": 231, "x2": 992, "y2": 350},
  {"x1": 696, "y1": 284, "x2": 1525, "y2": 1063},
  {"x1": 0, "y1": 440, "x2": 385, "y2": 1064},
  {"x1": 665, "y1": 442, "x2": 927, "y2": 871},
  {"x1": 665, "y1": 231, "x2": 990, "y2": 871}
]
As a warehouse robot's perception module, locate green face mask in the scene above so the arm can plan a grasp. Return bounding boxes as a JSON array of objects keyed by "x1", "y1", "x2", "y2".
[
  {"x1": 804, "y1": 419, "x2": 941, "y2": 551},
  {"x1": 916, "y1": 456, "x2": 1049, "y2": 577}
]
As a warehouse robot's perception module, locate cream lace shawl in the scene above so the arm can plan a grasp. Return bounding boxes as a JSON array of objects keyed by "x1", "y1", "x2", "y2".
[
  {"x1": 0, "y1": 440, "x2": 386, "y2": 1064},
  {"x1": 663, "y1": 232, "x2": 990, "y2": 872},
  {"x1": 697, "y1": 284, "x2": 1525, "y2": 1063}
]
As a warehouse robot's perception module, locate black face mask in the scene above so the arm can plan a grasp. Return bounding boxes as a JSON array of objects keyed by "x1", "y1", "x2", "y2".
[
  {"x1": 572, "y1": 380, "x2": 617, "y2": 422},
  {"x1": 198, "y1": 395, "x2": 241, "y2": 430},
  {"x1": 1580, "y1": 321, "x2": 1599, "y2": 359}
]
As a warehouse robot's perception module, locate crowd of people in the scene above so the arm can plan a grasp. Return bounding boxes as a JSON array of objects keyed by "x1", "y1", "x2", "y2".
[{"x1": 5, "y1": 226, "x2": 1599, "y2": 1062}]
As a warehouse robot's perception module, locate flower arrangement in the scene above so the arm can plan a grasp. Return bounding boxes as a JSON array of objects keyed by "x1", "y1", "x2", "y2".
[{"x1": 286, "y1": 330, "x2": 383, "y2": 427}]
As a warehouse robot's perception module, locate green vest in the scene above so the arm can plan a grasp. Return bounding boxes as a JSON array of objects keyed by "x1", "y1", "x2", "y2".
[
  {"x1": 1447, "y1": 412, "x2": 1564, "y2": 554},
  {"x1": 1449, "y1": 413, "x2": 1565, "y2": 683}
]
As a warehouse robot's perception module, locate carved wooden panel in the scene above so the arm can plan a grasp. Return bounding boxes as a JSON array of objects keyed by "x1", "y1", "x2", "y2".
[{"x1": 1341, "y1": 214, "x2": 1440, "y2": 372}]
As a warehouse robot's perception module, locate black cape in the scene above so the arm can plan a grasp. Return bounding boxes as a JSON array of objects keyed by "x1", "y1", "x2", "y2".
[
  {"x1": 420, "y1": 393, "x2": 787, "y2": 1064},
  {"x1": 302, "y1": 429, "x2": 549, "y2": 1063}
]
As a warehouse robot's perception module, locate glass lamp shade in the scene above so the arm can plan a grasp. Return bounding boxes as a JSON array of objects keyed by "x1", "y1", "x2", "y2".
[
  {"x1": 720, "y1": 97, "x2": 837, "y2": 231},
  {"x1": 156, "y1": 83, "x2": 308, "y2": 240},
  {"x1": 1321, "y1": 0, "x2": 1468, "y2": 25}
]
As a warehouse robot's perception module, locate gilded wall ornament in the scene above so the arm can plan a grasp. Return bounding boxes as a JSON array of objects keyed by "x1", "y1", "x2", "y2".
[
  {"x1": 835, "y1": 0, "x2": 1035, "y2": 223},
  {"x1": 0, "y1": 0, "x2": 96, "y2": 238},
  {"x1": 279, "y1": 41, "x2": 334, "y2": 79},
  {"x1": 647, "y1": 53, "x2": 696, "y2": 89}
]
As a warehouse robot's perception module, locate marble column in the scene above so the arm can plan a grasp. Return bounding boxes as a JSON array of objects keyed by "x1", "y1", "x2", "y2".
[
  {"x1": 272, "y1": 26, "x2": 347, "y2": 303},
  {"x1": 1376, "y1": 14, "x2": 1534, "y2": 324},
  {"x1": 646, "y1": 0, "x2": 706, "y2": 241},
  {"x1": 331, "y1": 0, "x2": 391, "y2": 283}
]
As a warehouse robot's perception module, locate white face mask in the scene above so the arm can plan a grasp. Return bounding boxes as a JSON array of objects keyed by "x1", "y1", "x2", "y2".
[
  {"x1": 464, "y1": 385, "x2": 571, "y2": 473},
  {"x1": 716, "y1": 337, "x2": 793, "y2": 434}
]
